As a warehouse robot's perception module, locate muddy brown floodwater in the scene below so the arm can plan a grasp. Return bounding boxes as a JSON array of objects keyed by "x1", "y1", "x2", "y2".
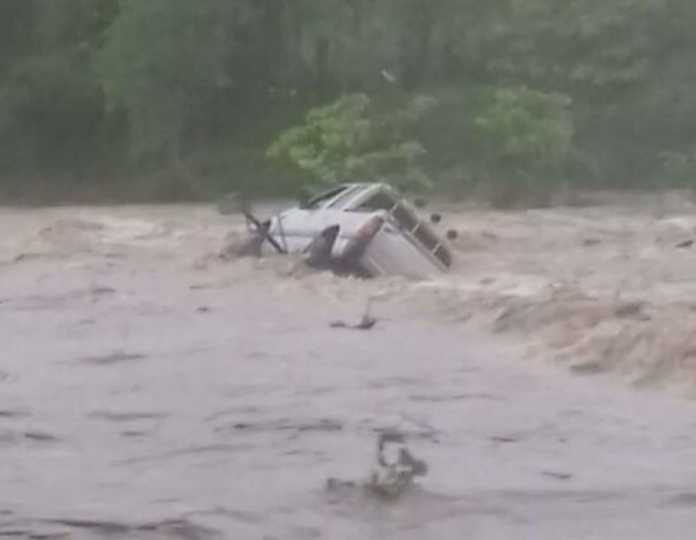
[{"x1": 3, "y1": 194, "x2": 696, "y2": 539}]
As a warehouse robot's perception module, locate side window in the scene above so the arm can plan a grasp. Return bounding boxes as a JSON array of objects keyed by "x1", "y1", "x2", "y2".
[
  {"x1": 306, "y1": 186, "x2": 348, "y2": 209},
  {"x1": 392, "y1": 203, "x2": 419, "y2": 232},
  {"x1": 355, "y1": 192, "x2": 398, "y2": 212},
  {"x1": 355, "y1": 191, "x2": 420, "y2": 232}
]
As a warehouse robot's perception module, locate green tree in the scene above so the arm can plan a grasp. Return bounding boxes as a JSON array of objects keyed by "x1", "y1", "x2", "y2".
[
  {"x1": 267, "y1": 93, "x2": 437, "y2": 192},
  {"x1": 96, "y1": 0, "x2": 259, "y2": 161},
  {"x1": 0, "y1": 0, "x2": 118, "y2": 178},
  {"x1": 2, "y1": 0, "x2": 696, "y2": 199}
]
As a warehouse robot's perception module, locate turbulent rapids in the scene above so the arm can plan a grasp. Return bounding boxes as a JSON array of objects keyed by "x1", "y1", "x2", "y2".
[{"x1": 3, "y1": 193, "x2": 696, "y2": 538}]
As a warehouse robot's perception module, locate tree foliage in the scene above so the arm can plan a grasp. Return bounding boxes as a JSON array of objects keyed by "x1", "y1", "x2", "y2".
[
  {"x1": 474, "y1": 86, "x2": 574, "y2": 170},
  {"x1": 95, "y1": 0, "x2": 245, "y2": 160},
  {"x1": 267, "y1": 93, "x2": 436, "y2": 192},
  {"x1": 2, "y1": 0, "x2": 696, "y2": 199}
]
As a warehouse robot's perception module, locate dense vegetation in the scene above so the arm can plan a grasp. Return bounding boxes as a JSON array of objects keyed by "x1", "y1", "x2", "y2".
[{"x1": 2, "y1": 0, "x2": 696, "y2": 203}]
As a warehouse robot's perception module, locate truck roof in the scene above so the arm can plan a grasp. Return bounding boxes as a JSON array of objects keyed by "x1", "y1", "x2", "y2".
[{"x1": 306, "y1": 182, "x2": 396, "y2": 211}]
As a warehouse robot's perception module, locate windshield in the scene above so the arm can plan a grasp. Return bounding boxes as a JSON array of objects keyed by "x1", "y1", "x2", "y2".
[
  {"x1": 354, "y1": 190, "x2": 399, "y2": 212},
  {"x1": 305, "y1": 186, "x2": 350, "y2": 209}
]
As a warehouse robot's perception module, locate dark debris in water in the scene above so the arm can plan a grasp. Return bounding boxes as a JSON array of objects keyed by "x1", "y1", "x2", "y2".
[
  {"x1": 227, "y1": 418, "x2": 343, "y2": 434},
  {"x1": 326, "y1": 433, "x2": 429, "y2": 502},
  {"x1": 540, "y1": 471, "x2": 574, "y2": 481},
  {"x1": 80, "y1": 352, "x2": 147, "y2": 366},
  {"x1": 0, "y1": 410, "x2": 31, "y2": 419},
  {"x1": 4, "y1": 287, "x2": 117, "y2": 312},
  {"x1": 40, "y1": 518, "x2": 221, "y2": 539},
  {"x1": 489, "y1": 435, "x2": 522, "y2": 444},
  {"x1": 88, "y1": 411, "x2": 167, "y2": 422},
  {"x1": 89, "y1": 286, "x2": 117, "y2": 296},
  {"x1": 570, "y1": 361, "x2": 608, "y2": 375},
  {"x1": 366, "y1": 376, "x2": 424, "y2": 389},
  {"x1": 11, "y1": 253, "x2": 49, "y2": 263},
  {"x1": 0, "y1": 430, "x2": 61, "y2": 446},
  {"x1": 115, "y1": 443, "x2": 252, "y2": 466},
  {"x1": 662, "y1": 492, "x2": 696, "y2": 508},
  {"x1": 329, "y1": 316, "x2": 378, "y2": 330},
  {"x1": 410, "y1": 392, "x2": 503, "y2": 403},
  {"x1": 46, "y1": 519, "x2": 129, "y2": 535},
  {"x1": 614, "y1": 301, "x2": 650, "y2": 321},
  {"x1": 23, "y1": 432, "x2": 59, "y2": 443},
  {"x1": 120, "y1": 430, "x2": 150, "y2": 438},
  {"x1": 329, "y1": 299, "x2": 378, "y2": 330},
  {"x1": 0, "y1": 519, "x2": 71, "y2": 539},
  {"x1": 364, "y1": 419, "x2": 442, "y2": 444},
  {"x1": 139, "y1": 519, "x2": 222, "y2": 540}
]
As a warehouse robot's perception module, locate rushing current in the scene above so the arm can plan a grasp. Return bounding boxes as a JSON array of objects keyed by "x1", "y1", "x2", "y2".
[{"x1": 2, "y1": 201, "x2": 696, "y2": 539}]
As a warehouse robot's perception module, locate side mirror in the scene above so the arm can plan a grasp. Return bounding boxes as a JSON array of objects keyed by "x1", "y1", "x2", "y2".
[
  {"x1": 446, "y1": 229, "x2": 458, "y2": 240},
  {"x1": 430, "y1": 213, "x2": 442, "y2": 224},
  {"x1": 413, "y1": 198, "x2": 427, "y2": 209}
]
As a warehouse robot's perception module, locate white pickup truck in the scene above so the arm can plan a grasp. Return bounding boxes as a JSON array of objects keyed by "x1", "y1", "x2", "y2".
[{"x1": 237, "y1": 182, "x2": 454, "y2": 279}]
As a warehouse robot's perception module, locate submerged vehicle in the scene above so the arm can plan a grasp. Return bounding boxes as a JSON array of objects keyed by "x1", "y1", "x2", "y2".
[{"x1": 234, "y1": 182, "x2": 454, "y2": 279}]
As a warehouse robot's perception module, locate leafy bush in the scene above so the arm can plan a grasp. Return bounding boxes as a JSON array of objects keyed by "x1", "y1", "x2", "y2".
[
  {"x1": 266, "y1": 93, "x2": 437, "y2": 193},
  {"x1": 0, "y1": 53, "x2": 104, "y2": 174},
  {"x1": 474, "y1": 86, "x2": 574, "y2": 170},
  {"x1": 95, "y1": 0, "x2": 240, "y2": 161},
  {"x1": 470, "y1": 86, "x2": 576, "y2": 206}
]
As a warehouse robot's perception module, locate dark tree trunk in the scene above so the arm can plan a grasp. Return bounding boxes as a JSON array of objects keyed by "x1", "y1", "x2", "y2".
[
  {"x1": 315, "y1": 36, "x2": 330, "y2": 99},
  {"x1": 260, "y1": 0, "x2": 285, "y2": 84},
  {"x1": 400, "y1": 0, "x2": 433, "y2": 90}
]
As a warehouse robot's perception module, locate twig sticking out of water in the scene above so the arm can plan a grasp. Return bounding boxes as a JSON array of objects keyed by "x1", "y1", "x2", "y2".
[
  {"x1": 329, "y1": 297, "x2": 378, "y2": 330},
  {"x1": 357, "y1": 297, "x2": 377, "y2": 329}
]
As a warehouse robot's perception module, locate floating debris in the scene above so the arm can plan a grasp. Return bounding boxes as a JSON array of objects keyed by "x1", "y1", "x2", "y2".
[
  {"x1": 80, "y1": 352, "x2": 147, "y2": 366},
  {"x1": 326, "y1": 432, "x2": 428, "y2": 501},
  {"x1": 367, "y1": 432, "x2": 428, "y2": 499},
  {"x1": 329, "y1": 298, "x2": 378, "y2": 331},
  {"x1": 541, "y1": 471, "x2": 574, "y2": 481}
]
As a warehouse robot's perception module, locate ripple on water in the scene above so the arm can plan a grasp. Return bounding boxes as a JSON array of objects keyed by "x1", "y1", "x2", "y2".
[
  {"x1": 0, "y1": 430, "x2": 61, "y2": 447},
  {"x1": 120, "y1": 430, "x2": 150, "y2": 439},
  {"x1": 79, "y1": 352, "x2": 147, "y2": 366},
  {"x1": 663, "y1": 492, "x2": 696, "y2": 508},
  {"x1": 409, "y1": 392, "x2": 504, "y2": 403},
  {"x1": 356, "y1": 417, "x2": 442, "y2": 443},
  {"x1": 214, "y1": 418, "x2": 344, "y2": 436},
  {"x1": 0, "y1": 371, "x2": 17, "y2": 384},
  {"x1": 37, "y1": 518, "x2": 222, "y2": 540},
  {"x1": 0, "y1": 410, "x2": 32, "y2": 419},
  {"x1": 115, "y1": 443, "x2": 253, "y2": 466},
  {"x1": 88, "y1": 411, "x2": 168, "y2": 422},
  {"x1": 23, "y1": 431, "x2": 60, "y2": 443},
  {"x1": 322, "y1": 485, "x2": 513, "y2": 531}
]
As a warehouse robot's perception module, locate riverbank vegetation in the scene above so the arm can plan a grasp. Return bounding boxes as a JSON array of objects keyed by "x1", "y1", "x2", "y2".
[{"x1": 2, "y1": 1, "x2": 696, "y2": 204}]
